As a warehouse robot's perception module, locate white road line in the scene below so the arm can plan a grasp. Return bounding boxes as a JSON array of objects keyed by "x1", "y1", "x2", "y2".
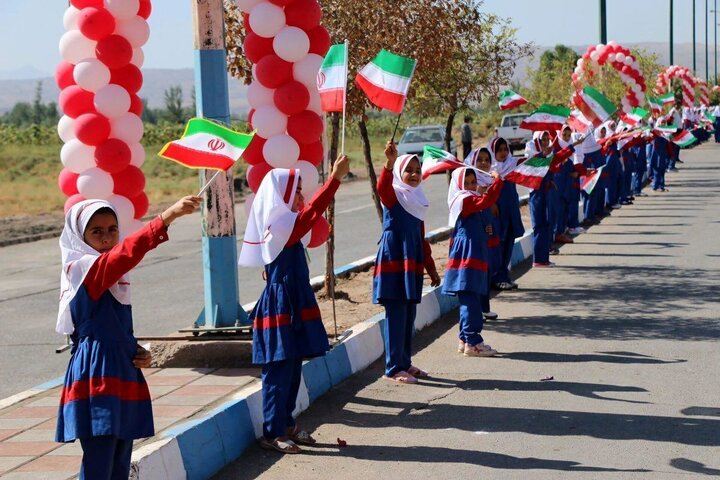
[{"x1": 336, "y1": 203, "x2": 374, "y2": 215}]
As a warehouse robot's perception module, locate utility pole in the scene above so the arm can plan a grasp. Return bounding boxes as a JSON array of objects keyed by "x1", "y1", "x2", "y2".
[
  {"x1": 707, "y1": 0, "x2": 710, "y2": 82},
  {"x1": 670, "y1": 0, "x2": 675, "y2": 65},
  {"x1": 693, "y1": 0, "x2": 697, "y2": 74},
  {"x1": 599, "y1": 0, "x2": 607, "y2": 44},
  {"x1": 190, "y1": 0, "x2": 248, "y2": 330},
  {"x1": 715, "y1": 0, "x2": 718, "y2": 83}
]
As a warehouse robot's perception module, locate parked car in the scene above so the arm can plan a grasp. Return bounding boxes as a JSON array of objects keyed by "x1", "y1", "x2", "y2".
[
  {"x1": 396, "y1": 124, "x2": 457, "y2": 157},
  {"x1": 496, "y1": 113, "x2": 532, "y2": 152}
]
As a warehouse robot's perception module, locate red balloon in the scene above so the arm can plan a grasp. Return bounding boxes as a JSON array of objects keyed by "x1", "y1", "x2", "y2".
[
  {"x1": 71, "y1": 0, "x2": 102, "y2": 7},
  {"x1": 242, "y1": 135, "x2": 266, "y2": 165},
  {"x1": 269, "y1": 0, "x2": 296, "y2": 5},
  {"x1": 243, "y1": 33, "x2": 275, "y2": 64},
  {"x1": 58, "y1": 169, "x2": 80, "y2": 197},
  {"x1": 308, "y1": 215, "x2": 329, "y2": 248},
  {"x1": 307, "y1": 26, "x2": 330, "y2": 56},
  {"x1": 287, "y1": 110, "x2": 323, "y2": 144},
  {"x1": 64, "y1": 193, "x2": 87, "y2": 213},
  {"x1": 129, "y1": 94, "x2": 143, "y2": 115},
  {"x1": 95, "y1": 138, "x2": 131, "y2": 173},
  {"x1": 247, "y1": 108, "x2": 256, "y2": 128},
  {"x1": 111, "y1": 64, "x2": 143, "y2": 94},
  {"x1": 112, "y1": 165, "x2": 146, "y2": 197},
  {"x1": 247, "y1": 162, "x2": 272, "y2": 192},
  {"x1": 137, "y1": 0, "x2": 152, "y2": 19},
  {"x1": 274, "y1": 81, "x2": 309, "y2": 116},
  {"x1": 242, "y1": 13, "x2": 251, "y2": 33},
  {"x1": 55, "y1": 62, "x2": 76, "y2": 90},
  {"x1": 75, "y1": 113, "x2": 111, "y2": 146},
  {"x1": 255, "y1": 55, "x2": 293, "y2": 89},
  {"x1": 78, "y1": 7, "x2": 116, "y2": 41},
  {"x1": 285, "y1": 0, "x2": 322, "y2": 31},
  {"x1": 60, "y1": 86, "x2": 95, "y2": 118},
  {"x1": 96, "y1": 35, "x2": 133, "y2": 69},
  {"x1": 299, "y1": 140, "x2": 324, "y2": 166},
  {"x1": 130, "y1": 192, "x2": 149, "y2": 218}
]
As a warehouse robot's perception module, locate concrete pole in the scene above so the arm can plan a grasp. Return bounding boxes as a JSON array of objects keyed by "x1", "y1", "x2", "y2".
[
  {"x1": 670, "y1": 0, "x2": 675, "y2": 65},
  {"x1": 599, "y1": 0, "x2": 607, "y2": 44}
]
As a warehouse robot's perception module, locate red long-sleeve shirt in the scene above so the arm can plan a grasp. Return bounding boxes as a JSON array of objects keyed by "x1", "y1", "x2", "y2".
[
  {"x1": 286, "y1": 178, "x2": 340, "y2": 246},
  {"x1": 549, "y1": 145, "x2": 575, "y2": 173},
  {"x1": 460, "y1": 178, "x2": 503, "y2": 218}
]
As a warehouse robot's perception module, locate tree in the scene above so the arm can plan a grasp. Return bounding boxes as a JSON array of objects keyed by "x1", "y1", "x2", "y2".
[
  {"x1": 163, "y1": 85, "x2": 186, "y2": 123},
  {"x1": 525, "y1": 45, "x2": 580, "y2": 107}
]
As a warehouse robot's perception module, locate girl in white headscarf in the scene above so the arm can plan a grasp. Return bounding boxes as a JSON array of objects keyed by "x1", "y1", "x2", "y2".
[
  {"x1": 56, "y1": 196, "x2": 199, "y2": 479},
  {"x1": 239, "y1": 156, "x2": 349, "y2": 454}
]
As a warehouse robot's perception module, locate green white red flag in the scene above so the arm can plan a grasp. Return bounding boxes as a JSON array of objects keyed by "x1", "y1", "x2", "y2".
[
  {"x1": 647, "y1": 96, "x2": 662, "y2": 113},
  {"x1": 581, "y1": 165, "x2": 605, "y2": 194},
  {"x1": 498, "y1": 90, "x2": 528, "y2": 110},
  {"x1": 318, "y1": 43, "x2": 348, "y2": 113},
  {"x1": 420, "y1": 145, "x2": 463, "y2": 179},
  {"x1": 671, "y1": 130, "x2": 697, "y2": 147},
  {"x1": 573, "y1": 86, "x2": 617, "y2": 127},
  {"x1": 159, "y1": 118, "x2": 254, "y2": 171},
  {"x1": 567, "y1": 109, "x2": 592, "y2": 134},
  {"x1": 659, "y1": 92, "x2": 675, "y2": 105},
  {"x1": 355, "y1": 49, "x2": 416, "y2": 114},
  {"x1": 519, "y1": 104, "x2": 570, "y2": 131},
  {"x1": 505, "y1": 155, "x2": 554, "y2": 190},
  {"x1": 653, "y1": 124, "x2": 679, "y2": 136},
  {"x1": 621, "y1": 107, "x2": 649, "y2": 128}
]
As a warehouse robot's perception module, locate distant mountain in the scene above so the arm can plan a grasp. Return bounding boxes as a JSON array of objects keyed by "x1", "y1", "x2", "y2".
[{"x1": 0, "y1": 66, "x2": 51, "y2": 81}]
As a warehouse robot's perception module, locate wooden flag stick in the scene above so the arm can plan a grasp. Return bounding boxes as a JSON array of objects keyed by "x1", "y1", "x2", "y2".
[
  {"x1": 390, "y1": 112, "x2": 403, "y2": 143},
  {"x1": 197, "y1": 170, "x2": 223, "y2": 196}
]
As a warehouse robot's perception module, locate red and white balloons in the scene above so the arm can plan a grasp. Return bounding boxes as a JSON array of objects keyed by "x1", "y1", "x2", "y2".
[
  {"x1": 573, "y1": 41, "x2": 646, "y2": 113},
  {"x1": 656, "y1": 66, "x2": 695, "y2": 108},
  {"x1": 237, "y1": 0, "x2": 330, "y2": 247},
  {"x1": 57, "y1": 0, "x2": 151, "y2": 228}
]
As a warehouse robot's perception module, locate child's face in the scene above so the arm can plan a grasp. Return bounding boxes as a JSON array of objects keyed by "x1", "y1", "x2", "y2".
[
  {"x1": 292, "y1": 178, "x2": 304, "y2": 212},
  {"x1": 495, "y1": 142, "x2": 509, "y2": 162},
  {"x1": 463, "y1": 171, "x2": 477, "y2": 191},
  {"x1": 83, "y1": 211, "x2": 119, "y2": 253},
  {"x1": 402, "y1": 158, "x2": 422, "y2": 187},
  {"x1": 562, "y1": 128, "x2": 572, "y2": 142},
  {"x1": 540, "y1": 132, "x2": 550, "y2": 148},
  {"x1": 477, "y1": 152, "x2": 491, "y2": 171}
]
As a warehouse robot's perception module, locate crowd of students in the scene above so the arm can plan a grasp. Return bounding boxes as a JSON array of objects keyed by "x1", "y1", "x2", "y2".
[{"x1": 53, "y1": 102, "x2": 712, "y2": 473}]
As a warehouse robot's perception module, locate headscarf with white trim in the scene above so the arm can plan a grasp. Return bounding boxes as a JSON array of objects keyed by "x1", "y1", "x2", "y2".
[
  {"x1": 392, "y1": 154, "x2": 429, "y2": 220},
  {"x1": 488, "y1": 137, "x2": 518, "y2": 178},
  {"x1": 447, "y1": 166, "x2": 493, "y2": 227}
]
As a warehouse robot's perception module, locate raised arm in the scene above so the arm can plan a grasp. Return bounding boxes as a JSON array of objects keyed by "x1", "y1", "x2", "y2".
[{"x1": 461, "y1": 178, "x2": 504, "y2": 217}]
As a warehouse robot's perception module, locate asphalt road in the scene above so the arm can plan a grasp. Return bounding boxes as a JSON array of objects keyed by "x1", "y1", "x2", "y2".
[
  {"x1": 214, "y1": 144, "x2": 720, "y2": 479},
  {"x1": 0, "y1": 168, "x2": 527, "y2": 399}
]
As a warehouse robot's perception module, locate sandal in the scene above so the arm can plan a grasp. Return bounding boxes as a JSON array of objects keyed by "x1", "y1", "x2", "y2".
[
  {"x1": 259, "y1": 437, "x2": 302, "y2": 454},
  {"x1": 407, "y1": 365, "x2": 429, "y2": 378},
  {"x1": 383, "y1": 371, "x2": 418, "y2": 384},
  {"x1": 496, "y1": 282, "x2": 513, "y2": 291},
  {"x1": 288, "y1": 426, "x2": 317, "y2": 445}
]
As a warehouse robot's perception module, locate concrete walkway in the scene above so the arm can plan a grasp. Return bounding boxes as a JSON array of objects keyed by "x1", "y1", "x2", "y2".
[{"x1": 215, "y1": 145, "x2": 720, "y2": 479}]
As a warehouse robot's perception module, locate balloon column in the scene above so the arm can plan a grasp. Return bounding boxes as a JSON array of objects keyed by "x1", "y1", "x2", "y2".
[
  {"x1": 57, "y1": 0, "x2": 151, "y2": 234},
  {"x1": 696, "y1": 78, "x2": 709, "y2": 106},
  {"x1": 655, "y1": 66, "x2": 696, "y2": 108},
  {"x1": 236, "y1": 0, "x2": 331, "y2": 248},
  {"x1": 573, "y1": 41, "x2": 646, "y2": 113}
]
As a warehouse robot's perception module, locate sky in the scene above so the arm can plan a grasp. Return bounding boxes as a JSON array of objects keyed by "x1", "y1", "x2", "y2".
[{"x1": 0, "y1": 0, "x2": 716, "y2": 77}]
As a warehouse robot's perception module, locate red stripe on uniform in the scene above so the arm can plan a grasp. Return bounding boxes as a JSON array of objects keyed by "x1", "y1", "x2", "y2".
[
  {"x1": 300, "y1": 306, "x2": 321, "y2": 321},
  {"x1": 487, "y1": 237, "x2": 501, "y2": 248},
  {"x1": 374, "y1": 259, "x2": 424, "y2": 276},
  {"x1": 60, "y1": 377, "x2": 150, "y2": 405},
  {"x1": 284, "y1": 170, "x2": 296, "y2": 204},
  {"x1": 253, "y1": 313, "x2": 291, "y2": 330},
  {"x1": 446, "y1": 257, "x2": 488, "y2": 272}
]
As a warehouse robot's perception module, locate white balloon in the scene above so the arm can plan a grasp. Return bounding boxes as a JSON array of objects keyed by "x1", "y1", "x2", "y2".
[
  {"x1": 624, "y1": 56, "x2": 633, "y2": 66},
  {"x1": 576, "y1": 58, "x2": 583, "y2": 67},
  {"x1": 115, "y1": 16, "x2": 150, "y2": 48},
  {"x1": 63, "y1": 6, "x2": 81, "y2": 30},
  {"x1": 249, "y1": 3, "x2": 286, "y2": 39},
  {"x1": 59, "y1": 30, "x2": 97, "y2": 64},
  {"x1": 247, "y1": 81, "x2": 275, "y2": 109},
  {"x1": 236, "y1": 0, "x2": 263, "y2": 13},
  {"x1": 293, "y1": 53, "x2": 324, "y2": 88},
  {"x1": 129, "y1": 142, "x2": 145, "y2": 167},
  {"x1": 263, "y1": 134, "x2": 299, "y2": 168},
  {"x1": 108, "y1": 194, "x2": 135, "y2": 226},
  {"x1": 95, "y1": 84, "x2": 131, "y2": 119},
  {"x1": 608, "y1": 53, "x2": 616, "y2": 63},
  {"x1": 73, "y1": 59, "x2": 111, "y2": 92},
  {"x1": 632, "y1": 83, "x2": 642, "y2": 93},
  {"x1": 273, "y1": 26, "x2": 310, "y2": 62},
  {"x1": 243, "y1": 192, "x2": 255, "y2": 218},
  {"x1": 111, "y1": 113, "x2": 144, "y2": 144},
  {"x1": 131, "y1": 48, "x2": 144, "y2": 67},
  {"x1": 61, "y1": 139, "x2": 96, "y2": 173},
  {"x1": 296, "y1": 160, "x2": 319, "y2": 196},
  {"x1": 58, "y1": 115, "x2": 76, "y2": 143},
  {"x1": 252, "y1": 105, "x2": 288, "y2": 138},
  {"x1": 607, "y1": 40, "x2": 618, "y2": 47},
  {"x1": 590, "y1": 51, "x2": 599, "y2": 62},
  {"x1": 105, "y1": 0, "x2": 140, "y2": 21},
  {"x1": 616, "y1": 53, "x2": 626, "y2": 63},
  {"x1": 77, "y1": 167, "x2": 114, "y2": 199},
  {"x1": 596, "y1": 43, "x2": 605, "y2": 50}
]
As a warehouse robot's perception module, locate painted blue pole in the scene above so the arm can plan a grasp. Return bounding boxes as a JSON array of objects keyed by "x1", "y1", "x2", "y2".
[{"x1": 191, "y1": 0, "x2": 248, "y2": 328}]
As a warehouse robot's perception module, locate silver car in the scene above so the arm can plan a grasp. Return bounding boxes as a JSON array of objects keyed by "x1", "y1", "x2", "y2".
[{"x1": 396, "y1": 125, "x2": 457, "y2": 157}]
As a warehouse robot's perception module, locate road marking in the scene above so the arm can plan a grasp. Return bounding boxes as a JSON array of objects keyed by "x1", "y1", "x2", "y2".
[{"x1": 336, "y1": 203, "x2": 374, "y2": 215}]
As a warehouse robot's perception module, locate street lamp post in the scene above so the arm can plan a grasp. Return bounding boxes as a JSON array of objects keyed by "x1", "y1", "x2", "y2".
[
  {"x1": 694, "y1": 0, "x2": 697, "y2": 74},
  {"x1": 707, "y1": 0, "x2": 710, "y2": 82},
  {"x1": 670, "y1": 0, "x2": 674, "y2": 64},
  {"x1": 599, "y1": 0, "x2": 607, "y2": 43}
]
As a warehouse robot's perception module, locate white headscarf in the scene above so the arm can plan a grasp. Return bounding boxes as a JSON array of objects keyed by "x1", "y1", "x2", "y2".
[
  {"x1": 57, "y1": 200, "x2": 130, "y2": 335},
  {"x1": 239, "y1": 169, "x2": 308, "y2": 267},
  {"x1": 464, "y1": 148, "x2": 492, "y2": 169},
  {"x1": 488, "y1": 137, "x2": 518, "y2": 178},
  {"x1": 525, "y1": 131, "x2": 549, "y2": 159},
  {"x1": 392, "y1": 154, "x2": 429, "y2": 220},
  {"x1": 447, "y1": 166, "x2": 493, "y2": 227},
  {"x1": 556, "y1": 125, "x2": 572, "y2": 149}
]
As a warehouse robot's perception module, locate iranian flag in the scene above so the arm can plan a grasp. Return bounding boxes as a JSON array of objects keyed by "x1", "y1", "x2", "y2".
[
  {"x1": 519, "y1": 104, "x2": 570, "y2": 131},
  {"x1": 420, "y1": 145, "x2": 463, "y2": 179},
  {"x1": 581, "y1": 166, "x2": 605, "y2": 194},
  {"x1": 647, "y1": 96, "x2": 662, "y2": 113},
  {"x1": 159, "y1": 118, "x2": 254, "y2": 171},
  {"x1": 622, "y1": 107, "x2": 649, "y2": 128},
  {"x1": 498, "y1": 90, "x2": 528, "y2": 110},
  {"x1": 671, "y1": 130, "x2": 697, "y2": 147},
  {"x1": 318, "y1": 43, "x2": 348, "y2": 112},
  {"x1": 505, "y1": 155, "x2": 554, "y2": 190},
  {"x1": 654, "y1": 124, "x2": 679, "y2": 136},
  {"x1": 355, "y1": 49, "x2": 416, "y2": 114},
  {"x1": 659, "y1": 92, "x2": 675, "y2": 105},
  {"x1": 573, "y1": 86, "x2": 617, "y2": 127},
  {"x1": 567, "y1": 109, "x2": 592, "y2": 134}
]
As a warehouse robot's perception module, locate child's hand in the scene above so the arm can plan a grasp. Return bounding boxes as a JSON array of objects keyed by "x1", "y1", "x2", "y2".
[
  {"x1": 133, "y1": 345, "x2": 152, "y2": 369},
  {"x1": 161, "y1": 196, "x2": 201, "y2": 226},
  {"x1": 485, "y1": 225, "x2": 493, "y2": 235},
  {"x1": 490, "y1": 170, "x2": 500, "y2": 180},
  {"x1": 332, "y1": 155, "x2": 350, "y2": 181},
  {"x1": 428, "y1": 270, "x2": 441, "y2": 287},
  {"x1": 384, "y1": 140, "x2": 398, "y2": 168}
]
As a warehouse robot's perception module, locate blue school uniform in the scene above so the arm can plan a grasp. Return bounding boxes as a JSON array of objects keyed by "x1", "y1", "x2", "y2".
[
  {"x1": 492, "y1": 180, "x2": 525, "y2": 284},
  {"x1": 620, "y1": 148, "x2": 635, "y2": 202},
  {"x1": 553, "y1": 158, "x2": 574, "y2": 235},
  {"x1": 650, "y1": 135, "x2": 669, "y2": 190},
  {"x1": 582, "y1": 148, "x2": 606, "y2": 221},
  {"x1": 604, "y1": 143, "x2": 621, "y2": 207},
  {"x1": 631, "y1": 143, "x2": 648, "y2": 194}
]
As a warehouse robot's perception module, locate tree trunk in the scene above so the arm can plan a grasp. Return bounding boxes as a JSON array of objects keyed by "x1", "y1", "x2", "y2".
[
  {"x1": 359, "y1": 117, "x2": 384, "y2": 223},
  {"x1": 325, "y1": 113, "x2": 341, "y2": 298},
  {"x1": 445, "y1": 111, "x2": 457, "y2": 184}
]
